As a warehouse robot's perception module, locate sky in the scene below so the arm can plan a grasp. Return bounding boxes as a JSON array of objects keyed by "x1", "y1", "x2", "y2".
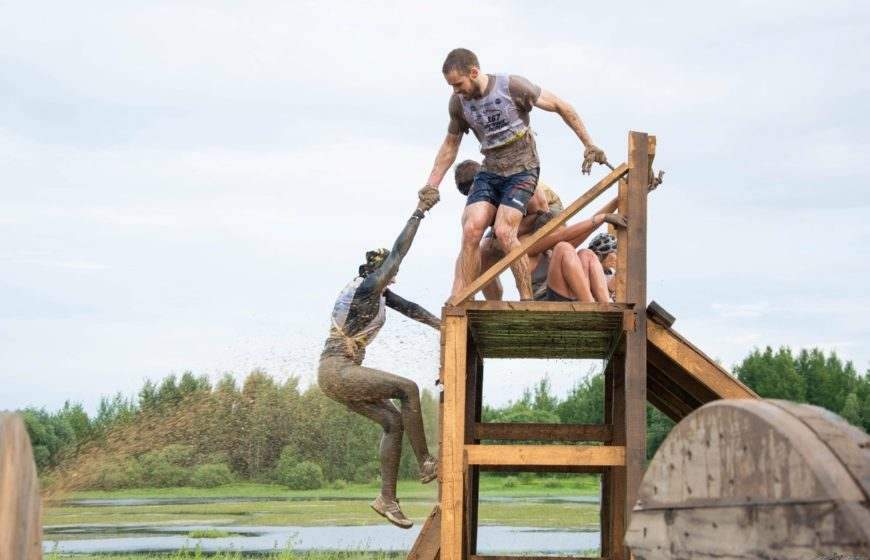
[{"x1": 2, "y1": 1, "x2": 869, "y2": 414}]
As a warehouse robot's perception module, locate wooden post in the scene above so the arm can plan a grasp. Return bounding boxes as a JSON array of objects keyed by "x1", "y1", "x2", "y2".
[
  {"x1": 607, "y1": 354, "x2": 627, "y2": 559},
  {"x1": 464, "y1": 340, "x2": 482, "y2": 555},
  {"x1": 623, "y1": 131, "x2": 649, "y2": 536},
  {"x1": 0, "y1": 412, "x2": 43, "y2": 560},
  {"x1": 440, "y1": 310, "x2": 469, "y2": 560}
]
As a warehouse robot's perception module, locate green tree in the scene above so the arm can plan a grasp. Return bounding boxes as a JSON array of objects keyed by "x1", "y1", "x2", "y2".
[{"x1": 734, "y1": 347, "x2": 805, "y2": 401}]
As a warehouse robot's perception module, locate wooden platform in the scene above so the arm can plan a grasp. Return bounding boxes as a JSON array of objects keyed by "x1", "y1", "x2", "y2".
[{"x1": 448, "y1": 301, "x2": 634, "y2": 359}]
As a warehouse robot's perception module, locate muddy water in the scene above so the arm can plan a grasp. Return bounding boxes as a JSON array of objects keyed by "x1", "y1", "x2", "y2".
[{"x1": 44, "y1": 524, "x2": 600, "y2": 555}]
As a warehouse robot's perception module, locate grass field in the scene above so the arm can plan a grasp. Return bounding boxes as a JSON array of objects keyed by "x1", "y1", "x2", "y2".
[
  {"x1": 45, "y1": 476, "x2": 601, "y2": 530},
  {"x1": 63, "y1": 474, "x2": 599, "y2": 500}
]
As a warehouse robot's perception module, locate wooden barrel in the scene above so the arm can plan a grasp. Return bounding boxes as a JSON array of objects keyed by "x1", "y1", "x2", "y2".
[
  {"x1": 0, "y1": 412, "x2": 43, "y2": 559},
  {"x1": 626, "y1": 399, "x2": 870, "y2": 559}
]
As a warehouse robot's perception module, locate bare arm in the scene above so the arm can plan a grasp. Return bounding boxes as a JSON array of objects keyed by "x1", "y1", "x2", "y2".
[
  {"x1": 425, "y1": 132, "x2": 462, "y2": 188},
  {"x1": 527, "y1": 197, "x2": 619, "y2": 256},
  {"x1": 534, "y1": 89, "x2": 594, "y2": 147},
  {"x1": 384, "y1": 290, "x2": 440, "y2": 330}
]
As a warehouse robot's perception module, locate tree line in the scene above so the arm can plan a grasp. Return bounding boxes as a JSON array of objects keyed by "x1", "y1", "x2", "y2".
[{"x1": 20, "y1": 346, "x2": 869, "y2": 490}]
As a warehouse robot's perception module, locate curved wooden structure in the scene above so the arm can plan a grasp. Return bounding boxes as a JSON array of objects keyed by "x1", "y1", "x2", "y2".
[
  {"x1": 0, "y1": 412, "x2": 43, "y2": 560},
  {"x1": 626, "y1": 400, "x2": 870, "y2": 559}
]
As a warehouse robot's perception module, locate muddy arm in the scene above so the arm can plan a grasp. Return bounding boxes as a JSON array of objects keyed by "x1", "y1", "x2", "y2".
[
  {"x1": 364, "y1": 210, "x2": 426, "y2": 295},
  {"x1": 384, "y1": 290, "x2": 440, "y2": 330}
]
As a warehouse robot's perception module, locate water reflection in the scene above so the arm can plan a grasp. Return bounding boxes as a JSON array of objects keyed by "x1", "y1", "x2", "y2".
[{"x1": 44, "y1": 524, "x2": 600, "y2": 554}]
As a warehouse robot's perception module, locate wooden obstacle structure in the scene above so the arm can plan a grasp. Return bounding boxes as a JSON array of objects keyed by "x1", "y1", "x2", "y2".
[
  {"x1": 626, "y1": 399, "x2": 870, "y2": 558},
  {"x1": 409, "y1": 131, "x2": 759, "y2": 560},
  {"x1": 0, "y1": 412, "x2": 43, "y2": 560}
]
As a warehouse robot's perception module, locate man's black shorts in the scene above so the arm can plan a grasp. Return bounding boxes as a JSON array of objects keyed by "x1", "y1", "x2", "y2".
[{"x1": 466, "y1": 167, "x2": 539, "y2": 215}]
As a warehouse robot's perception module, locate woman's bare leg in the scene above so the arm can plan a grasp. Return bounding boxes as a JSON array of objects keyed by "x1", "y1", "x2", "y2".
[{"x1": 548, "y1": 242, "x2": 594, "y2": 302}]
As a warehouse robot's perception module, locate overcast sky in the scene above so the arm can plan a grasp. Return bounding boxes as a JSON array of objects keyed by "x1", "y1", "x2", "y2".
[{"x1": 2, "y1": 1, "x2": 869, "y2": 414}]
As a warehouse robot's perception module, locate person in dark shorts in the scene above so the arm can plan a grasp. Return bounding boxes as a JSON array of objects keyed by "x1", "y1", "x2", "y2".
[
  {"x1": 454, "y1": 159, "x2": 564, "y2": 300},
  {"x1": 419, "y1": 48, "x2": 608, "y2": 301},
  {"x1": 317, "y1": 190, "x2": 440, "y2": 530}
]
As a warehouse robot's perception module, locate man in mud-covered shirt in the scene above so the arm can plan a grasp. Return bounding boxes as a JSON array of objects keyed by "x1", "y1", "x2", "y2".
[{"x1": 419, "y1": 48, "x2": 607, "y2": 301}]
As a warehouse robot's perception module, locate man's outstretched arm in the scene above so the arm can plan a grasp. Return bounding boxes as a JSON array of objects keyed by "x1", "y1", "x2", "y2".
[
  {"x1": 384, "y1": 290, "x2": 441, "y2": 330},
  {"x1": 424, "y1": 132, "x2": 462, "y2": 189},
  {"x1": 534, "y1": 89, "x2": 606, "y2": 174}
]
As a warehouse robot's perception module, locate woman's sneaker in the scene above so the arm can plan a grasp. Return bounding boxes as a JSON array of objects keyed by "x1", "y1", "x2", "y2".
[
  {"x1": 370, "y1": 495, "x2": 413, "y2": 529},
  {"x1": 419, "y1": 455, "x2": 438, "y2": 484}
]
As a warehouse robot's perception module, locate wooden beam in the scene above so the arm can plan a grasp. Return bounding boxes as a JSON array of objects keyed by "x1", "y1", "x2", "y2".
[
  {"x1": 474, "y1": 423, "x2": 612, "y2": 442},
  {"x1": 471, "y1": 556, "x2": 603, "y2": 560},
  {"x1": 408, "y1": 506, "x2": 441, "y2": 560},
  {"x1": 623, "y1": 130, "x2": 649, "y2": 555},
  {"x1": 456, "y1": 301, "x2": 629, "y2": 313},
  {"x1": 465, "y1": 444, "x2": 625, "y2": 466},
  {"x1": 464, "y1": 340, "x2": 482, "y2": 556},
  {"x1": 646, "y1": 320, "x2": 756, "y2": 399},
  {"x1": 607, "y1": 354, "x2": 627, "y2": 560},
  {"x1": 478, "y1": 464, "x2": 605, "y2": 474},
  {"x1": 0, "y1": 413, "x2": 42, "y2": 560},
  {"x1": 449, "y1": 163, "x2": 629, "y2": 305},
  {"x1": 646, "y1": 300, "x2": 675, "y2": 327},
  {"x1": 440, "y1": 313, "x2": 468, "y2": 560},
  {"x1": 472, "y1": 556, "x2": 603, "y2": 560}
]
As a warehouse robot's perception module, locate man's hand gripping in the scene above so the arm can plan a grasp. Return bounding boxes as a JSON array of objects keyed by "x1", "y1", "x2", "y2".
[
  {"x1": 582, "y1": 145, "x2": 608, "y2": 175},
  {"x1": 417, "y1": 185, "x2": 441, "y2": 213}
]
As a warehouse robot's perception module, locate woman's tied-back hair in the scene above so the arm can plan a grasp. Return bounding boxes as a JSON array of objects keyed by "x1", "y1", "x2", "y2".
[
  {"x1": 442, "y1": 48, "x2": 479, "y2": 75},
  {"x1": 359, "y1": 248, "x2": 390, "y2": 277},
  {"x1": 454, "y1": 160, "x2": 481, "y2": 196}
]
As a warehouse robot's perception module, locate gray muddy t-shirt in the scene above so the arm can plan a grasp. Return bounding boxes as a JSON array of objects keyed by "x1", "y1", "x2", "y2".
[{"x1": 448, "y1": 74, "x2": 542, "y2": 177}]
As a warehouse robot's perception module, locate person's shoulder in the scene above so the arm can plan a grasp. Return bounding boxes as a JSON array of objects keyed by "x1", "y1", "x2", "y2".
[{"x1": 508, "y1": 74, "x2": 542, "y2": 105}]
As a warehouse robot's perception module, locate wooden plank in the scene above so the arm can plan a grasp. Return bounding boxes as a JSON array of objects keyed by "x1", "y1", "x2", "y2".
[
  {"x1": 465, "y1": 444, "x2": 624, "y2": 466},
  {"x1": 458, "y1": 301, "x2": 629, "y2": 313},
  {"x1": 440, "y1": 313, "x2": 468, "y2": 560},
  {"x1": 474, "y1": 423, "x2": 612, "y2": 442},
  {"x1": 614, "y1": 178, "x2": 628, "y2": 303},
  {"x1": 623, "y1": 131, "x2": 649, "y2": 535},
  {"x1": 607, "y1": 354, "x2": 626, "y2": 560},
  {"x1": 646, "y1": 320, "x2": 756, "y2": 399},
  {"x1": 408, "y1": 506, "x2": 441, "y2": 560},
  {"x1": 478, "y1": 464, "x2": 605, "y2": 474},
  {"x1": 646, "y1": 363, "x2": 698, "y2": 421},
  {"x1": 464, "y1": 342, "x2": 482, "y2": 555},
  {"x1": 449, "y1": 163, "x2": 629, "y2": 305},
  {"x1": 646, "y1": 300, "x2": 674, "y2": 327},
  {"x1": 471, "y1": 556, "x2": 603, "y2": 560},
  {"x1": 647, "y1": 345, "x2": 716, "y2": 407},
  {"x1": 626, "y1": 400, "x2": 870, "y2": 557},
  {"x1": 0, "y1": 412, "x2": 43, "y2": 560}
]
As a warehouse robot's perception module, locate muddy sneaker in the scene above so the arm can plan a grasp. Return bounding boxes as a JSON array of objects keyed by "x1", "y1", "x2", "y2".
[
  {"x1": 370, "y1": 495, "x2": 413, "y2": 529},
  {"x1": 419, "y1": 455, "x2": 438, "y2": 484}
]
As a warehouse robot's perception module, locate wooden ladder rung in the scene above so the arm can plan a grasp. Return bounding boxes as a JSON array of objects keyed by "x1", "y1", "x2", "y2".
[
  {"x1": 471, "y1": 556, "x2": 606, "y2": 560},
  {"x1": 465, "y1": 444, "x2": 625, "y2": 467},
  {"x1": 474, "y1": 423, "x2": 612, "y2": 442}
]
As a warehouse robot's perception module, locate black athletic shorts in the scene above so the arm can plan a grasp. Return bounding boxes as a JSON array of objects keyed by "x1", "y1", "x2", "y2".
[{"x1": 466, "y1": 167, "x2": 539, "y2": 215}]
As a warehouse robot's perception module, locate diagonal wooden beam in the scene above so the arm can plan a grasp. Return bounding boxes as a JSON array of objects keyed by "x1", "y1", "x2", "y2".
[{"x1": 448, "y1": 163, "x2": 629, "y2": 305}]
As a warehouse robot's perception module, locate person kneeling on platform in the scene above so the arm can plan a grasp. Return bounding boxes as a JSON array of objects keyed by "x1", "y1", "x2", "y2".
[{"x1": 317, "y1": 189, "x2": 441, "y2": 529}]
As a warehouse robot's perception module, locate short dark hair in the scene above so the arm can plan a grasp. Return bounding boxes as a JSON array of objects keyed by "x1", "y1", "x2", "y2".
[
  {"x1": 454, "y1": 160, "x2": 481, "y2": 196},
  {"x1": 442, "y1": 48, "x2": 479, "y2": 75}
]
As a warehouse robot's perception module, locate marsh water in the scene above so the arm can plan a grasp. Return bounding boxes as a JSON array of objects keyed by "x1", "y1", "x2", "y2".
[{"x1": 45, "y1": 496, "x2": 601, "y2": 555}]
